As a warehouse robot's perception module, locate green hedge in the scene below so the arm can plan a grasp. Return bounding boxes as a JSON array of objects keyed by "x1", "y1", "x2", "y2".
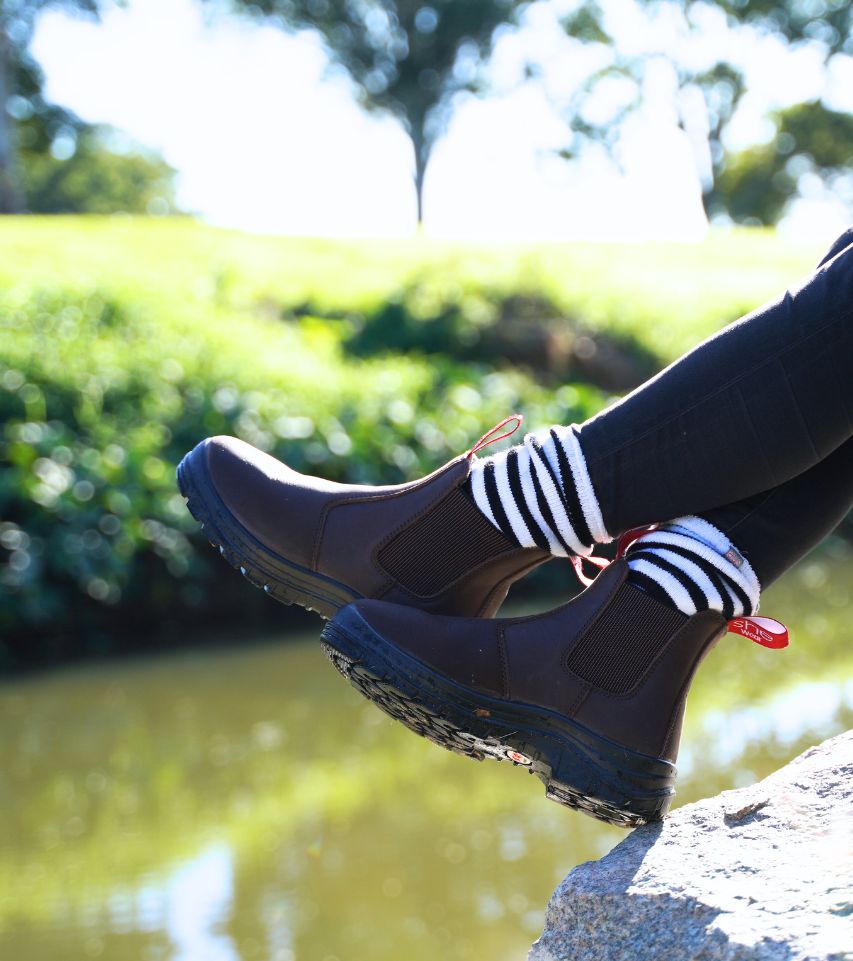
[
  {"x1": 0, "y1": 217, "x2": 830, "y2": 664},
  {"x1": 0, "y1": 282, "x2": 606, "y2": 662}
]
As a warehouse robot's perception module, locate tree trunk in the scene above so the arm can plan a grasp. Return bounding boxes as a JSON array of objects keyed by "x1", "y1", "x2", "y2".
[
  {"x1": 0, "y1": 24, "x2": 22, "y2": 214},
  {"x1": 410, "y1": 120, "x2": 428, "y2": 226},
  {"x1": 700, "y1": 184, "x2": 715, "y2": 221},
  {"x1": 415, "y1": 151, "x2": 425, "y2": 225}
]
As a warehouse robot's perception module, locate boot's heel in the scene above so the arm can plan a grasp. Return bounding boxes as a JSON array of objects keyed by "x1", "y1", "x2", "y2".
[
  {"x1": 542, "y1": 737, "x2": 676, "y2": 825},
  {"x1": 545, "y1": 718, "x2": 676, "y2": 826}
]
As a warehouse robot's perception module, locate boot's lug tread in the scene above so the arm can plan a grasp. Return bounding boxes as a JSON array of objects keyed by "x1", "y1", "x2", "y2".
[{"x1": 320, "y1": 609, "x2": 676, "y2": 828}]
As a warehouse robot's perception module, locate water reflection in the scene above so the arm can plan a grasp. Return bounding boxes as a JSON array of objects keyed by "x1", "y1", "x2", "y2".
[
  {"x1": 1, "y1": 551, "x2": 851, "y2": 961},
  {"x1": 169, "y1": 845, "x2": 237, "y2": 961}
]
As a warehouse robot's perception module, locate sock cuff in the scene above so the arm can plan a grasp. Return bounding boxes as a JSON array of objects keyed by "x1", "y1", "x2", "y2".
[
  {"x1": 629, "y1": 557, "x2": 699, "y2": 616},
  {"x1": 667, "y1": 515, "x2": 728, "y2": 550},
  {"x1": 491, "y1": 449, "x2": 535, "y2": 547},
  {"x1": 525, "y1": 429, "x2": 589, "y2": 555},
  {"x1": 468, "y1": 459, "x2": 498, "y2": 529},
  {"x1": 467, "y1": 422, "x2": 611, "y2": 556},
  {"x1": 633, "y1": 546, "x2": 728, "y2": 612},
  {"x1": 660, "y1": 517, "x2": 761, "y2": 598},
  {"x1": 630, "y1": 517, "x2": 761, "y2": 615},
  {"x1": 546, "y1": 425, "x2": 611, "y2": 546}
]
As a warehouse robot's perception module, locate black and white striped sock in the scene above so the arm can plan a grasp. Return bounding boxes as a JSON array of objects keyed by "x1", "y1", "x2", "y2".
[
  {"x1": 466, "y1": 425, "x2": 611, "y2": 557},
  {"x1": 625, "y1": 516, "x2": 760, "y2": 618}
]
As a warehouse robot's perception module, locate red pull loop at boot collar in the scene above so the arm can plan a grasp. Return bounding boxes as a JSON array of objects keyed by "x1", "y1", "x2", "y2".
[
  {"x1": 569, "y1": 554, "x2": 610, "y2": 588},
  {"x1": 570, "y1": 525, "x2": 659, "y2": 589},
  {"x1": 615, "y1": 524, "x2": 659, "y2": 559},
  {"x1": 728, "y1": 616, "x2": 789, "y2": 649},
  {"x1": 468, "y1": 414, "x2": 524, "y2": 458}
]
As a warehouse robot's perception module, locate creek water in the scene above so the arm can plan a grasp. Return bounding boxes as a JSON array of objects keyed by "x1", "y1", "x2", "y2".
[{"x1": 2, "y1": 548, "x2": 852, "y2": 961}]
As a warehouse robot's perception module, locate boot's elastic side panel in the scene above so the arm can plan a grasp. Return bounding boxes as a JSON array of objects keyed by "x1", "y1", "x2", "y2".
[
  {"x1": 377, "y1": 489, "x2": 516, "y2": 597},
  {"x1": 566, "y1": 584, "x2": 687, "y2": 694}
]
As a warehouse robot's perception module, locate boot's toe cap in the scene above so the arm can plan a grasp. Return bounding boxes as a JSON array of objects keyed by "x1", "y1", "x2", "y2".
[{"x1": 200, "y1": 435, "x2": 330, "y2": 566}]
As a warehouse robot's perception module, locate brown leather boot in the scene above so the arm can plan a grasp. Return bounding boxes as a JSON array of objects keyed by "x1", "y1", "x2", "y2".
[
  {"x1": 177, "y1": 434, "x2": 549, "y2": 619},
  {"x1": 320, "y1": 559, "x2": 729, "y2": 826}
]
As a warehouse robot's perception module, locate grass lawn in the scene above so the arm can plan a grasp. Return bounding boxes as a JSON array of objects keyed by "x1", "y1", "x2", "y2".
[{"x1": 0, "y1": 215, "x2": 827, "y2": 359}]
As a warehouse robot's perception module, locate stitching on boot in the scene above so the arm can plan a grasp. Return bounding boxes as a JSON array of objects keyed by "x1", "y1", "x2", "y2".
[
  {"x1": 661, "y1": 688, "x2": 689, "y2": 762},
  {"x1": 660, "y1": 623, "x2": 727, "y2": 758},
  {"x1": 497, "y1": 626, "x2": 510, "y2": 699},
  {"x1": 312, "y1": 455, "x2": 467, "y2": 572},
  {"x1": 566, "y1": 681, "x2": 592, "y2": 719}
]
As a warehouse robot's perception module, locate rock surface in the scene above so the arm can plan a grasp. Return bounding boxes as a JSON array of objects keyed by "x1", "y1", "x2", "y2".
[{"x1": 530, "y1": 731, "x2": 853, "y2": 961}]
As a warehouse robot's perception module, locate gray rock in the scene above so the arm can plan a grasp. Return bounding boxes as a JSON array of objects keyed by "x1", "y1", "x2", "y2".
[{"x1": 530, "y1": 731, "x2": 853, "y2": 961}]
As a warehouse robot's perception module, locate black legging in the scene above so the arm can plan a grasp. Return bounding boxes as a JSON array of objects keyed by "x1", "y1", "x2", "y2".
[{"x1": 578, "y1": 228, "x2": 853, "y2": 588}]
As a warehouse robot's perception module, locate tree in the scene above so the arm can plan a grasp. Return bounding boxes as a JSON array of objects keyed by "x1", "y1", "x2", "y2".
[
  {"x1": 216, "y1": 0, "x2": 528, "y2": 223},
  {"x1": 710, "y1": 102, "x2": 853, "y2": 225},
  {"x1": 0, "y1": 0, "x2": 101, "y2": 212},
  {"x1": 678, "y1": 0, "x2": 853, "y2": 219},
  {"x1": 554, "y1": 0, "x2": 853, "y2": 222},
  {"x1": 21, "y1": 123, "x2": 178, "y2": 214},
  {"x1": 0, "y1": 25, "x2": 19, "y2": 210},
  {"x1": 1, "y1": 0, "x2": 176, "y2": 214},
  {"x1": 693, "y1": 0, "x2": 852, "y2": 58}
]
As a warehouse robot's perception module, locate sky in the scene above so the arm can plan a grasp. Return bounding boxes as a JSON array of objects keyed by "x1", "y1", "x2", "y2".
[{"x1": 31, "y1": 0, "x2": 853, "y2": 241}]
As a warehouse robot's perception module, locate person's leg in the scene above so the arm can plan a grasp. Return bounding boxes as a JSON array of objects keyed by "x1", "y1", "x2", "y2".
[
  {"x1": 323, "y1": 391, "x2": 853, "y2": 827},
  {"x1": 595, "y1": 234, "x2": 853, "y2": 617},
  {"x1": 699, "y1": 436, "x2": 853, "y2": 589},
  {"x1": 466, "y1": 229, "x2": 853, "y2": 618},
  {"x1": 624, "y1": 438, "x2": 853, "y2": 617},
  {"x1": 468, "y1": 229, "x2": 853, "y2": 553},
  {"x1": 817, "y1": 226, "x2": 853, "y2": 267},
  {"x1": 580, "y1": 232, "x2": 853, "y2": 536},
  {"x1": 319, "y1": 230, "x2": 853, "y2": 825}
]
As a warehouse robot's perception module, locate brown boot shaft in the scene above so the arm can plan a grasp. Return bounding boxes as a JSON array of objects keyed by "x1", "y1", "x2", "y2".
[
  {"x1": 320, "y1": 558, "x2": 729, "y2": 825},
  {"x1": 502, "y1": 562, "x2": 726, "y2": 760},
  {"x1": 350, "y1": 561, "x2": 726, "y2": 762},
  {"x1": 179, "y1": 435, "x2": 549, "y2": 618}
]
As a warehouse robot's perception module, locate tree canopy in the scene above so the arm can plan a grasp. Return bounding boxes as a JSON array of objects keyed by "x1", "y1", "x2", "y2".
[
  {"x1": 1, "y1": 1, "x2": 100, "y2": 210},
  {"x1": 1, "y1": 0, "x2": 177, "y2": 214},
  {"x1": 21, "y1": 124, "x2": 178, "y2": 214},
  {"x1": 711, "y1": 102, "x2": 853, "y2": 225},
  {"x1": 554, "y1": 0, "x2": 853, "y2": 223},
  {"x1": 3, "y1": 0, "x2": 852, "y2": 224},
  {"x1": 213, "y1": 0, "x2": 529, "y2": 222}
]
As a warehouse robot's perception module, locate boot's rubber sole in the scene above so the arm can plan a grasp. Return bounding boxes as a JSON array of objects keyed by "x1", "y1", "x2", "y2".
[
  {"x1": 176, "y1": 442, "x2": 361, "y2": 619},
  {"x1": 321, "y1": 605, "x2": 677, "y2": 827}
]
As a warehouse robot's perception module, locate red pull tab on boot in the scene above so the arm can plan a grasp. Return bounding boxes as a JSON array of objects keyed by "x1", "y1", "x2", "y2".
[
  {"x1": 566, "y1": 524, "x2": 659, "y2": 590},
  {"x1": 468, "y1": 414, "x2": 524, "y2": 458},
  {"x1": 569, "y1": 554, "x2": 610, "y2": 588},
  {"x1": 615, "y1": 524, "x2": 659, "y2": 559},
  {"x1": 728, "y1": 616, "x2": 789, "y2": 649}
]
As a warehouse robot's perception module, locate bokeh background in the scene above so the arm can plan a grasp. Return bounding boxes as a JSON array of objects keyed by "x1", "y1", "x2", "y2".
[{"x1": 1, "y1": 1, "x2": 852, "y2": 960}]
